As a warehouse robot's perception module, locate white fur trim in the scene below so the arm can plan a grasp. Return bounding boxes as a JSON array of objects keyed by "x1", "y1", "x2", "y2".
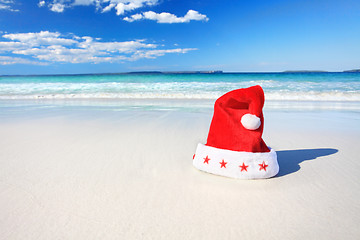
[
  {"x1": 241, "y1": 114, "x2": 261, "y2": 130},
  {"x1": 193, "y1": 143, "x2": 279, "y2": 179}
]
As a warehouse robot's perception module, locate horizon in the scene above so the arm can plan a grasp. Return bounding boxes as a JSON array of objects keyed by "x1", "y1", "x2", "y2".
[
  {"x1": 1, "y1": 69, "x2": 360, "y2": 77},
  {"x1": 1, "y1": 0, "x2": 360, "y2": 75}
]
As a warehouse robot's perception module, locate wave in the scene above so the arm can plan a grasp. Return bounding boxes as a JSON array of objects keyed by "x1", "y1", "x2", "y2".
[{"x1": 0, "y1": 91, "x2": 360, "y2": 102}]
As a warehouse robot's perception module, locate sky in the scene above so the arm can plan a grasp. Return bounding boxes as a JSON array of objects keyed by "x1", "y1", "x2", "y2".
[{"x1": 0, "y1": 0, "x2": 359, "y2": 75}]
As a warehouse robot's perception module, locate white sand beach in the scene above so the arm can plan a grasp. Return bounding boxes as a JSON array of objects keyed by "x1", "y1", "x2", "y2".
[{"x1": 0, "y1": 105, "x2": 359, "y2": 239}]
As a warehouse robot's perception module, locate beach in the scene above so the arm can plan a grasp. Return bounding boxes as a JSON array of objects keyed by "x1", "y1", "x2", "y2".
[
  {"x1": 2, "y1": 0, "x2": 360, "y2": 238},
  {"x1": 1, "y1": 100, "x2": 359, "y2": 239}
]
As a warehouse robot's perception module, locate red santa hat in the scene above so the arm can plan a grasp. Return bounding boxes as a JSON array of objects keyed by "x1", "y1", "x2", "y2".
[{"x1": 193, "y1": 85, "x2": 279, "y2": 179}]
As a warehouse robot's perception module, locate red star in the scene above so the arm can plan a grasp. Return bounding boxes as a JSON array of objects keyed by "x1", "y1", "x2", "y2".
[
  {"x1": 259, "y1": 161, "x2": 269, "y2": 171},
  {"x1": 203, "y1": 155, "x2": 210, "y2": 164},
  {"x1": 239, "y1": 162, "x2": 249, "y2": 172},
  {"x1": 219, "y1": 159, "x2": 227, "y2": 168}
]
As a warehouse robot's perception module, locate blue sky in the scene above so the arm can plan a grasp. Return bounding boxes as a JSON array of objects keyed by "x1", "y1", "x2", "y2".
[{"x1": 0, "y1": 0, "x2": 359, "y2": 74}]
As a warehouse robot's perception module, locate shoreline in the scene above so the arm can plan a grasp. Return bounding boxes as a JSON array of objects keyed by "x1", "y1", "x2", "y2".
[{"x1": 0, "y1": 98, "x2": 360, "y2": 112}]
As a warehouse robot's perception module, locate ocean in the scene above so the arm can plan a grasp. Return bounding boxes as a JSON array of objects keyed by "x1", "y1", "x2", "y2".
[{"x1": 1, "y1": 72, "x2": 360, "y2": 112}]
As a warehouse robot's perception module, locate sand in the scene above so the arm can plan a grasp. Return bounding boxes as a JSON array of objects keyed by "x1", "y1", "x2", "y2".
[{"x1": 0, "y1": 107, "x2": 359, "y2": 239}]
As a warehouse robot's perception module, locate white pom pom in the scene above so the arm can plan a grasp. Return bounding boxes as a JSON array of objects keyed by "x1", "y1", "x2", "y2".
[{"x1": 241, "y1": 114, "x2": 261, "y2": 130}]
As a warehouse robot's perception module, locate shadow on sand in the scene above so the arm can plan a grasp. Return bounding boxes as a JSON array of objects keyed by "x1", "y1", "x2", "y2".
[{"x1": 276, "y1": 148, "x2": 338, "y2": 177}]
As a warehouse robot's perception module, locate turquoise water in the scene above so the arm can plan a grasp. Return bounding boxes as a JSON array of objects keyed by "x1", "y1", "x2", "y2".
[
  {"x1": 1, "y1": 72, "x2": 359, "y2": 100},
  {"x1": 0, "y1": 72, "x2": 360, "y2": 111}
]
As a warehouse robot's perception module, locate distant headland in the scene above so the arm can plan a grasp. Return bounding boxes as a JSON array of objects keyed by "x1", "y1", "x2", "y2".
[
  {"x1": 282, "y1": 70, "x2": 328, "y2": 73},
  {"x1": 343, "y1": 69, "x2": 360, "y2": 73},
  {"x1": 127, "y1": 70, "x2": 224, "y2": 74},
  {"x1": 283, "y1": 69, "x2": 360, "y2": 73}
]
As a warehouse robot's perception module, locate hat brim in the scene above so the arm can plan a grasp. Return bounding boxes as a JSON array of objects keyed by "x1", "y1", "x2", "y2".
[{"x1": 193, "y1": 143, "x2": 279, "y2": 179}]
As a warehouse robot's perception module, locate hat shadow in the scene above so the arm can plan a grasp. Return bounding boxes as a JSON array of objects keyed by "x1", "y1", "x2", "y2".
[{"x1": 276, "y1": 148, "x2": 338, "y2": 177}]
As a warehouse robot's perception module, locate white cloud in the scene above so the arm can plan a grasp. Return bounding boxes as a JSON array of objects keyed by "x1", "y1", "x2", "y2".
[
  {"x1": 43, "y1": 0, "x2": 159, "y2": 14},
  {"x1": 0, "y1": 31, "x2": 197, "y2": 64},
  {"x1": 0, "y1": 56, "x2": 48, "y2": 65},
  {"x1": 184, "y1": 10, "x2": 210, "y2": 21},
  {"x1": 38, "y1": 0, "x2": 45, "y2": 7},
  {"x1": 50, "y1": 3, "x2": 66, "y2": 12},
  {"x1": 115, "y1": 2, "x2": 137, "y2": 15},
  {"x1": 73, "y1": 0, "x2": 97, "y2": 6},
  {"x1": 0, "y1": 0, "x2": 18, "y2": 11},
  {"x1": 102, "y1": 3, "x2": 115, "y2": 12},
  {"x1": 123, "y1": 13, "x2": 142, "y2": 22},
  {"x1": 124, "y1": 10, "x2": 209, "y2": 23},
  {"x1": 3, "y1": 31, "x2": 77, "y2": 46},
  {"x1": 39, "y1": 0, "x2": 209, "y2": 24},
  {"x1": 130, "y1": 48, "x2": 197, "y2": 61}
]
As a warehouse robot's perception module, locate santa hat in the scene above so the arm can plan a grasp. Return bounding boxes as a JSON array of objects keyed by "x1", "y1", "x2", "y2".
[{"x1": 193, "y1": 85, "x2": 279, "y2": 179}]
